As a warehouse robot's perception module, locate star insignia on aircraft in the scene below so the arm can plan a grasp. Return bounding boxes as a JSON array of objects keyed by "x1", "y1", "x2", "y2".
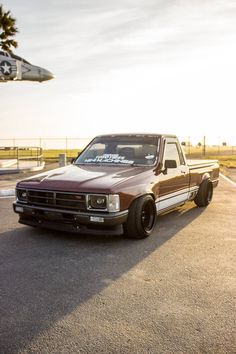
[{"x1": 0, "y1": 61, "x2": 12, "y2": 75}]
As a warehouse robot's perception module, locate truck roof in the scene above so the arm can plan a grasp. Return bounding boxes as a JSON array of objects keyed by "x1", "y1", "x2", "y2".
[{"x1": 95, "y1": 133, "x2": 177, "y2": 139}]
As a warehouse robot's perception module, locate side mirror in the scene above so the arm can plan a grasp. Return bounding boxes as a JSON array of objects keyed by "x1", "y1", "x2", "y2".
[
  {"x1": 161, "y1": 159, "x2": 177, "y2": 174},
  {"x1": 164, "y1": 160, "x2": 177, "y2": 169}
]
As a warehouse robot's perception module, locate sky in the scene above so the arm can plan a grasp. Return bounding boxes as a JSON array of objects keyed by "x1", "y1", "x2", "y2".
[{"x1": 1, "y1": 0, "x2": 236, "y2": 145}]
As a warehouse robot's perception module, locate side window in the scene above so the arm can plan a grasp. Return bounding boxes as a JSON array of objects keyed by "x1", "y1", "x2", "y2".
[
  {"x1": 164, "y1": 142, "x2": 181, "y2": 166},
  {"x1": 177, "y1": 144, "x2": 185, "y2": 165}
]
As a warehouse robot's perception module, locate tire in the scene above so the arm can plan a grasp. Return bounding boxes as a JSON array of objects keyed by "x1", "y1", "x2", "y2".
[
  {"x1": 124, "y1": 195, "x2": 157, "y2": 239},
  {"x1": 194, "y1": 179, "x2": 213, "y2": 207}
]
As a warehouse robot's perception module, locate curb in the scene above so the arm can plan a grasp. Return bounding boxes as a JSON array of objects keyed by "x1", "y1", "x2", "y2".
[
  {"x1": 0, "y1": 162, "x2": 45, "y2": 175},
  {"x1": 0, "y1": 189, "x2": 15, "y2": 197}
]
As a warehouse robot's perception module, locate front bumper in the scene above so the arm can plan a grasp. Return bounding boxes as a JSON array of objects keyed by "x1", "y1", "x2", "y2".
[{"x1": 13, "y1": 202, "x2": 128, "y2": 234}]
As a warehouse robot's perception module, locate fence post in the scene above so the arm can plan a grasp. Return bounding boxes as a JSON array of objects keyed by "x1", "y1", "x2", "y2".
[
  {"x1": 188, "y1": 136, "x2": 190, "y2": 155},
  {"x1": 59, "y1": 153, "x2": 67, "y2": 167},
  {"x1": 203, "y1": 136, "x2": 206, "y2": 156},
  {"x1": 66, "y1": 137, "x2": 68, "y2": 161},
  {"x1": 16, "y1": 147, "x2": 19, "y2": 170}
]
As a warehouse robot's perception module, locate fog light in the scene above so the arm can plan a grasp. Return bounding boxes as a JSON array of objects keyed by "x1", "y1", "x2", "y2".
[{"x1": 15, "y1": 206, "x2": 24, "y2": 213}]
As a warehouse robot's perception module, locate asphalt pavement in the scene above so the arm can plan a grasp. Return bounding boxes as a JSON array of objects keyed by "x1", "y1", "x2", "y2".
[{"x1": 0, "y1": 176, "x2": 235, "y2": 353}]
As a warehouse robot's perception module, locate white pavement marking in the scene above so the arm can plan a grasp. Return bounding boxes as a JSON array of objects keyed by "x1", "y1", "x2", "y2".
[{"x1": 220, "y1": 173, "x2": 236, "y2": 187}]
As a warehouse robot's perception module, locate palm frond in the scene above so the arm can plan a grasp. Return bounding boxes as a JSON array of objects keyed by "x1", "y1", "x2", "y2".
[{"x1": 0, "y1": 5, "x2": 18, "y2": 53}]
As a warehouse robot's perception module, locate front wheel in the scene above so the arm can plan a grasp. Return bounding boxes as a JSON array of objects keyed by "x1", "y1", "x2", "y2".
[
  {"x1": 124, "y1": 195, "x2": 157, "y2": 239},
  {"x1": 194, "y1": 179, "x2": 213, "y2": 207}
]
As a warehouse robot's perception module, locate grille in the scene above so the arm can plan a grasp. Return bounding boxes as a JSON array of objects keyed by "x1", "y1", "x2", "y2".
[{"x1": 19, "y1": 189, "x2": 87, "y2": 211}]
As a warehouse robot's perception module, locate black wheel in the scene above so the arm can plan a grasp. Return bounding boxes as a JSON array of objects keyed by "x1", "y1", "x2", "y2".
[
  {"x1": 194, "y1": 179, "x2": 213, "y2": 207},
  {"x1": 124, "y1": 195, "x2": 157, "y2": 239}
]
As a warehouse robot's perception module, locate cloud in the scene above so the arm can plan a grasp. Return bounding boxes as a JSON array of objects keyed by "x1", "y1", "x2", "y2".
[
  {"x1": 5, "y1": 0, "x2": 236, "y2": 74},
  {"x1": 1, "y1": 0, "x2": 236, "y2": 140}
]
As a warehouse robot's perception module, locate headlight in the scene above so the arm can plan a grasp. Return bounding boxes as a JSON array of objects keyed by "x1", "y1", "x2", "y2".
[
  {"x1": 17, "y1": 189, "x2": 27, "y2": 202},
  {"x1": 87, "y1": 194, "x2": 120, "y2": 212},
  {"x1": 87, "y1": 195, "x2": 107, "y2": 210}
]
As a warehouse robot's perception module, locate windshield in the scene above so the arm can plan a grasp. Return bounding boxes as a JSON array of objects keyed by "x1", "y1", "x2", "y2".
[{"x1": 75, "y1": 136, "x2": 160, "y2": 166}]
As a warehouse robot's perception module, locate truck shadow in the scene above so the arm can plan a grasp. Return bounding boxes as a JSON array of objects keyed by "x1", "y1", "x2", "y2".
[{"x1": 0, "y1": 203, "x2": 205, "y2": 353}]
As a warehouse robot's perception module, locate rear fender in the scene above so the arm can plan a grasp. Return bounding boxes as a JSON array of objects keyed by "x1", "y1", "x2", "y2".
[{"x1": 201, "y1": 172, "x2": 210, "y2": 184}]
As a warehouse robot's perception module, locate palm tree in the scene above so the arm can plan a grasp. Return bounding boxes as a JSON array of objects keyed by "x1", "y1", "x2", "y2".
[{"x1": 0, "y1": 5, "x2": 18, "y2": 53}]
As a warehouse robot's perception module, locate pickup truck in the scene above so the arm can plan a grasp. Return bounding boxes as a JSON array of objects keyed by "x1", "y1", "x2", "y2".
[{"x1": 13, "y1": 134, "x2": 219, "y2": 239}]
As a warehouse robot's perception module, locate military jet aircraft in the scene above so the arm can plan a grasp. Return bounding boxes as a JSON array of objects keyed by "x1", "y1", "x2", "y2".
[{"x1": 0, "y1": 51, "x2": 54, "y2": 82}]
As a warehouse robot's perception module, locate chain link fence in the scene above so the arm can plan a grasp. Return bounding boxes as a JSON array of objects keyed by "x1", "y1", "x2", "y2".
[
  {"x1": 178, "y1": 136, "x2": 236, "y2": 157},
  {"x1": 0, "y1": 136, "x2": 235, "y2": 159},
  {"x1": 0, "y1": 137, "x2": 91, "y2": 151}
]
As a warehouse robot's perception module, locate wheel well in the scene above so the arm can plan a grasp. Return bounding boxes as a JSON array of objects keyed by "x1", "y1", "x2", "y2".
[
  {"x1": 201, "y1": 173, "x2": 210, "y2": 183},
  {"x1": 201, "y1": 177, "x2": 213, "y2": 188},
  {"x1": 131, "y1": 193, "x2": 155, "y2": 205},
  {"x1": 194, "y1": 178, "x2": 214, "y2": 207}
]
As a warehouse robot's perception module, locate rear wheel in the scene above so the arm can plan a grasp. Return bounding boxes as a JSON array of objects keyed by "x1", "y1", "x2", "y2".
[
  {"x1": 194, "y1": 179, "x2": 213, "y2": 207},
  {"x1": 124, "y1": 195, "x2": 157, "y2": 239}
]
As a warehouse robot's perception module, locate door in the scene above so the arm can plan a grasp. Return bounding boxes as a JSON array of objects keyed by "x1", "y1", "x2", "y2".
[{"x1": 156, "y1": 138, "x2": 189, "y2": 212}]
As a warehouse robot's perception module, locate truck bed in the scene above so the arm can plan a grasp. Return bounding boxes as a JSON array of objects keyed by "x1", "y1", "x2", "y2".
[{"x1": 186, "y1": 159, "x2": 218, "y2": 170}]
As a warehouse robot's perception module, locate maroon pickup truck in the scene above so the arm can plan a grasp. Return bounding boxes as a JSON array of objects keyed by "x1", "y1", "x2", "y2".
[{"x1": 13, "y1": 134, "x2": 219, "y2": 239}]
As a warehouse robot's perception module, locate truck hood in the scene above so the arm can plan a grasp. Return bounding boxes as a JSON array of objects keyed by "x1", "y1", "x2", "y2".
[{"x1": 17, "y1": 164, "x2": 150, "y2": 193}]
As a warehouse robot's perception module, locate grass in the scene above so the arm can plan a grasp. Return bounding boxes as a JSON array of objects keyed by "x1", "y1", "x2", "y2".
[
  {"x1": 0, "y1": 148, "x2": 81, "y2": 161},
  {"x1": 205, "y1": 156, "x2": 236, "y2": 168},
  {"x1": 43, "y1": 149, "x2": 81, "y2": 161}
]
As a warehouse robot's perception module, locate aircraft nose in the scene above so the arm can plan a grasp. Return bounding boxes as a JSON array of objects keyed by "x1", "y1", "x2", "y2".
[{"x1": 40, "y1": 68, "x2": 54, "y2": 81}]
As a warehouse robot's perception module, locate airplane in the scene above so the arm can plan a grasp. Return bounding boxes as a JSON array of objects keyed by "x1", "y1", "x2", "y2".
[{"x1": 0, "y1": 51, "x2": 54, "y2": 82}]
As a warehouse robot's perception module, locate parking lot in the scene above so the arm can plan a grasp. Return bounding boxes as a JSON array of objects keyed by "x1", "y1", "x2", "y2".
[{"x1": 0, "y1": 176, "x2": 235, "y2": 354}]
